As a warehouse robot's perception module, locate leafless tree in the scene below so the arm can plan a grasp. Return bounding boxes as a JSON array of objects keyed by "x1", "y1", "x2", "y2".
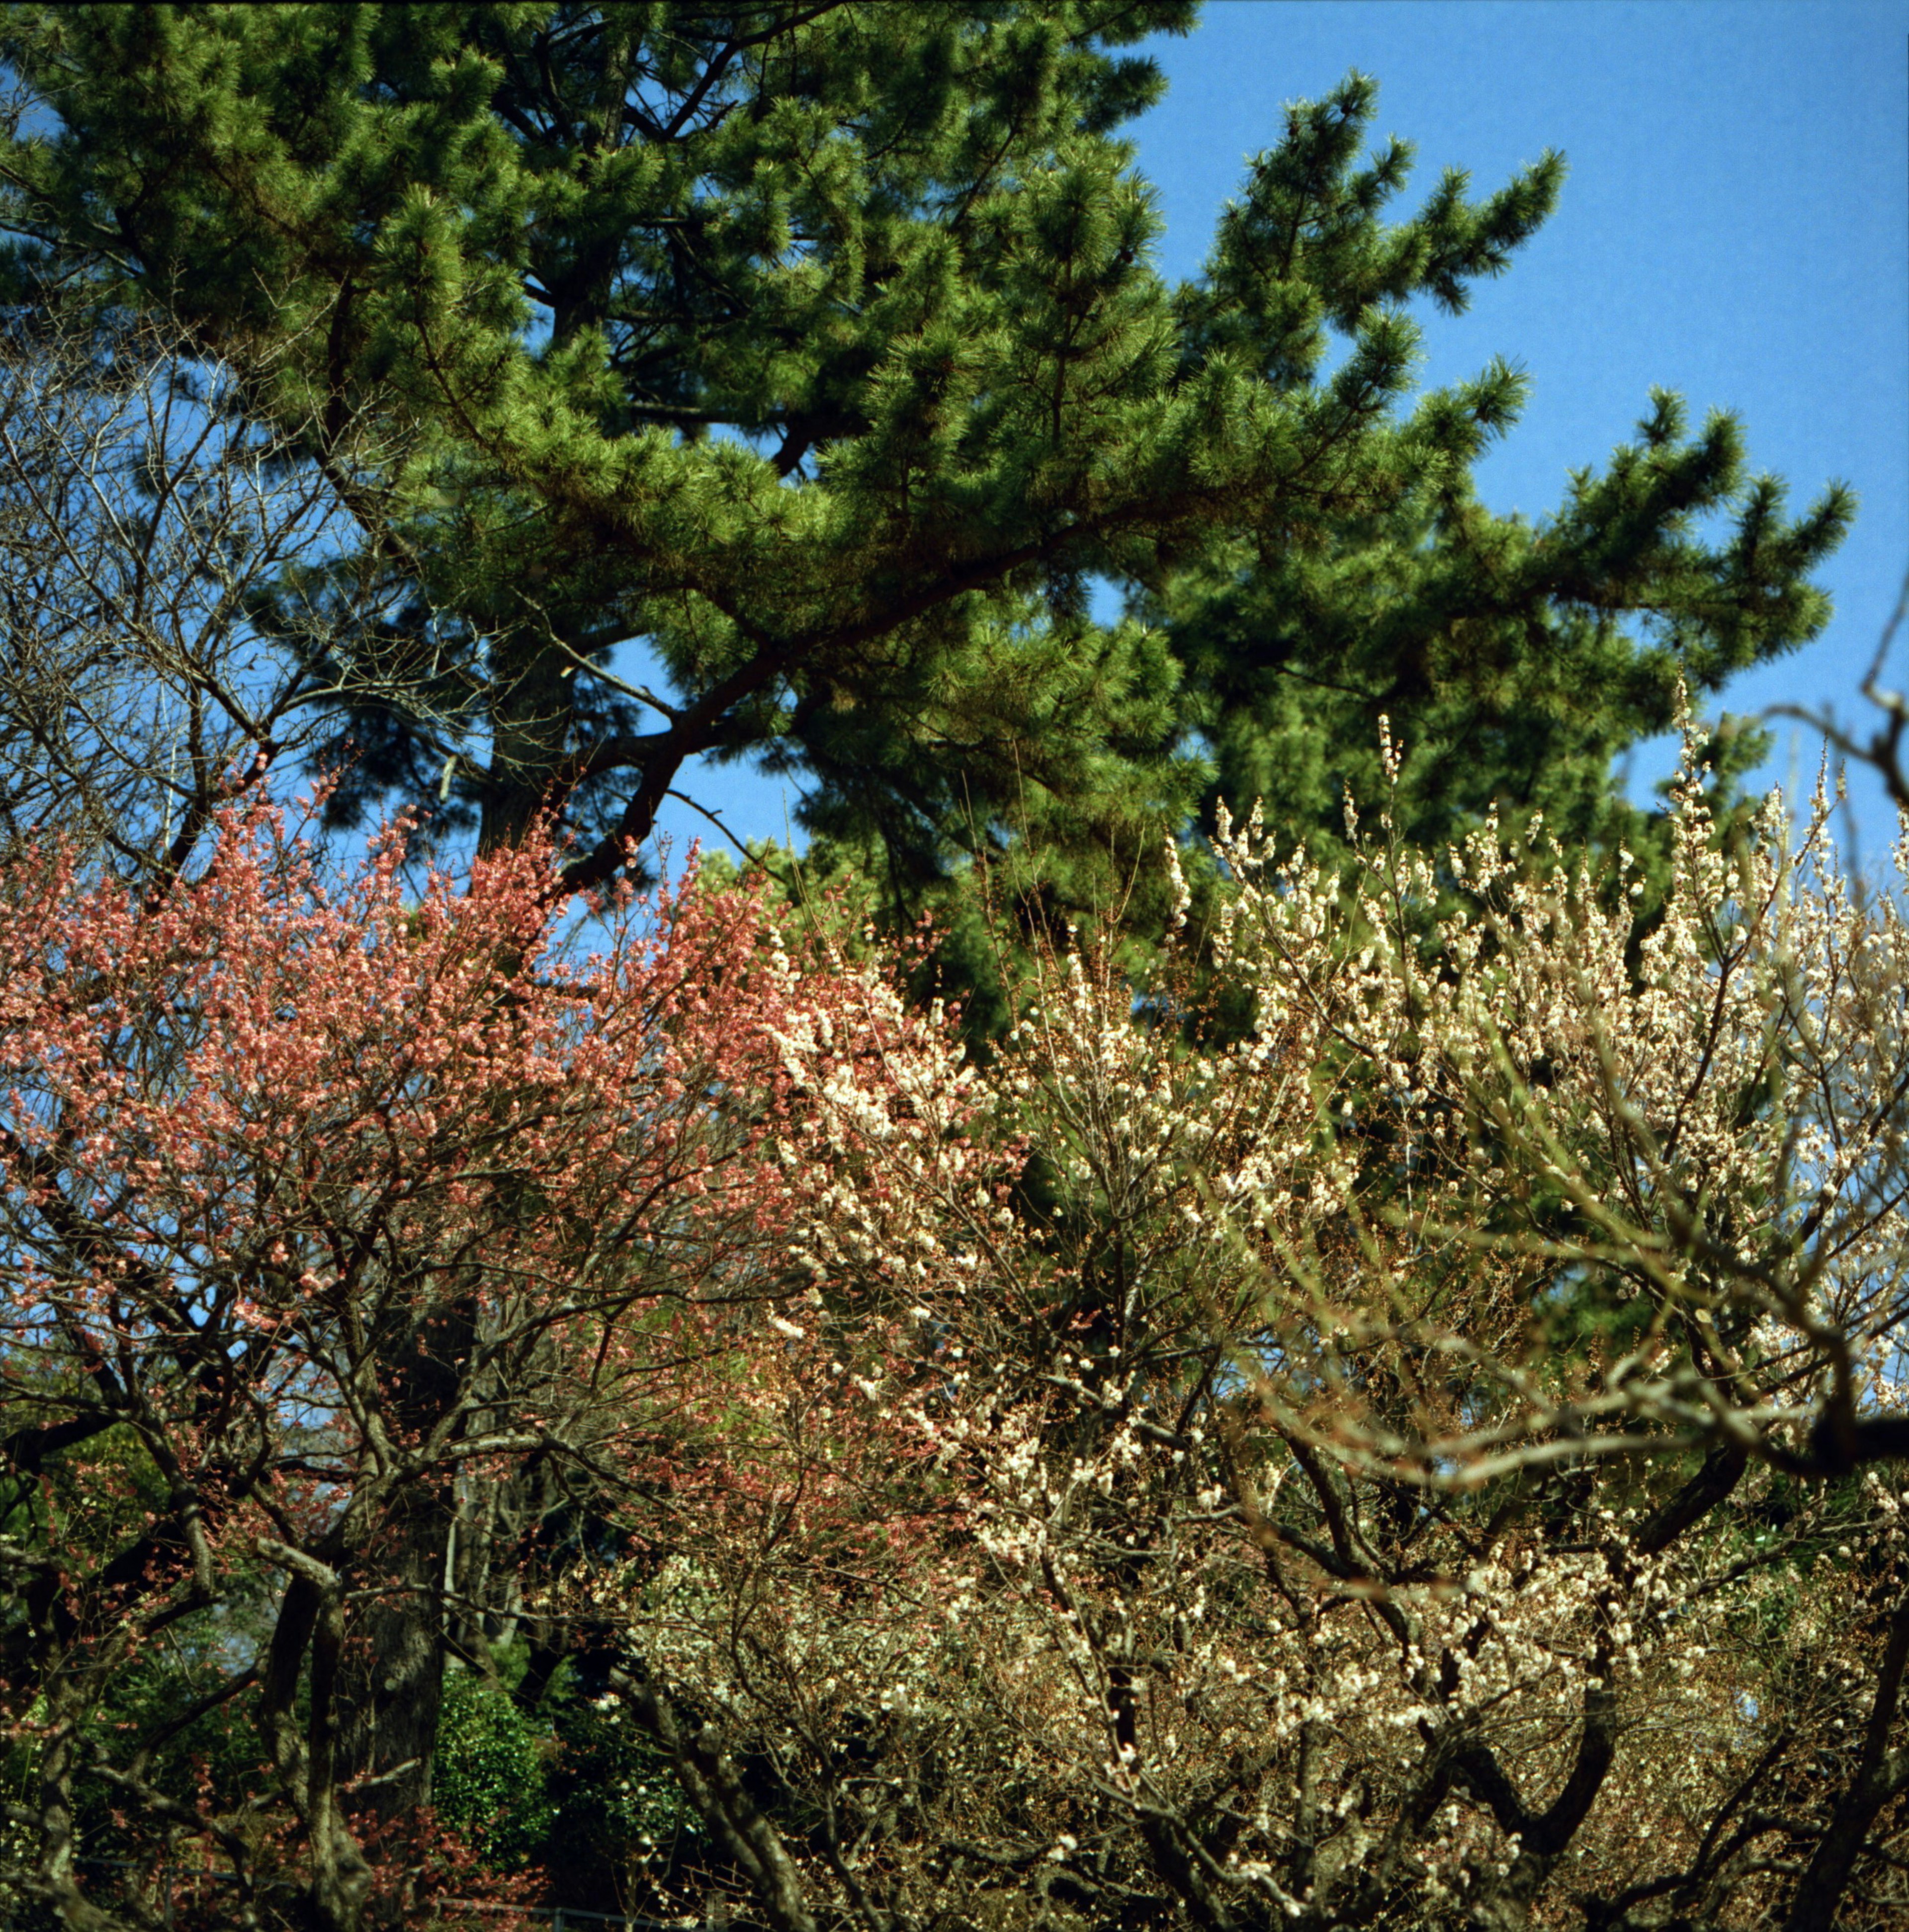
[{"x1": 0, "y1": 302, "x2": 443, "y2": 883}]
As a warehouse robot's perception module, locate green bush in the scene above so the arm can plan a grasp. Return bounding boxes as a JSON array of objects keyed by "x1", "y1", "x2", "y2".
[{"x1": 434, "y1": 1670, "x2": 557, "y2": 1871}]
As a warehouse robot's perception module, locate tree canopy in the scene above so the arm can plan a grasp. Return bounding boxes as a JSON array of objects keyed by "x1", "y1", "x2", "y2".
[
  {"x1": 0, "y1": 3, "x2": 1850, "y2": 918},
  {"x1": 8, "y1": 725, "x2": 1909, "y2": 1931},
  {"x1": 0, "y1": 12, "x2": 1891, "y2": 1930}
]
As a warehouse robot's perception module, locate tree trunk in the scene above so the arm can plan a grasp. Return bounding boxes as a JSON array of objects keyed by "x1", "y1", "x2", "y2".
[
  {"x1": 333, "y1": 1491, "x2": 448, "y2": 1829},
  {"x1": 334, "y1": 1295, "x2": 475, "y2": 1835}
]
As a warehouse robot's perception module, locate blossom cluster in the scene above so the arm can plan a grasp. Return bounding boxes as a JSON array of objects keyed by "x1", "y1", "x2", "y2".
[
  {"x1": 568, "y1": 721, "x2": 1909, "y2": 1932},
  {"x1": 11, "y1": 718, "x2": 1909, "y2": 1932}
]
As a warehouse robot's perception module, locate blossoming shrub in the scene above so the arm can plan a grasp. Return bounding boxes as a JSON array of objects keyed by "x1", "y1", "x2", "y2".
[
  {"x1": 0, "y1": 800, "x2": 834, "y2": 1929},
  {"x1": 9, "y1": 724, "x2": 1909, "y2": 1932},
  {"x1": 570, "y1": 728, "x2": 1909, "y2": 1932}
]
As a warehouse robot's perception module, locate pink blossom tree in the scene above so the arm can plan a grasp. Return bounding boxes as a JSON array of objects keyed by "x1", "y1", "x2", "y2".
[{"x1": 0, "y1": 800, "x2": 828, "y2": 1929}]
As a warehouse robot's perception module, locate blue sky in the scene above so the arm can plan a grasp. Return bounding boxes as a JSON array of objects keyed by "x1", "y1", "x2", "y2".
[{"x1": 652, "y1": 0, "x2": 1909, "y2": 868}]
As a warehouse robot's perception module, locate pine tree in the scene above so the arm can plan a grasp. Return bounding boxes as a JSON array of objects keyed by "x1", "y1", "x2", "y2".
[
  {"x1": 1148, "y1": 80, "x2": 1849, "y2": 882},
  {"x1": 0, "y1": 6, "x2": 1845, "y2": 922}
]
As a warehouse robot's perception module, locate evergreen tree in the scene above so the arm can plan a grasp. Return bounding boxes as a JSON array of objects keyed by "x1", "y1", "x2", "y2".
[
  {"x1": 1148, "y1": 80, "x2": 1849, "y2": 883},
  {"x1": 0, "y1": 5, "x2": 1846, "y2": 923}
]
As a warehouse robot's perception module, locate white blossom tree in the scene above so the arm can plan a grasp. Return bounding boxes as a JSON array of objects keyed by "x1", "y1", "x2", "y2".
[{"x1": 562, "y1": 716, "x2": 1909, "y2": 1932}]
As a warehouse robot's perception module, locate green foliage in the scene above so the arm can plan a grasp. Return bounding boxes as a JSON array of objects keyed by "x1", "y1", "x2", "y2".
[
  {"x1": 541, "y1": 1683, "x2": 704, "y2": 1891},
  {"x1": 1152, "y1": 76, "x2": 1847, "y2": 884},
  {"x1": 0, "y1": 4, "x2": 1844, "y2": 962},
  {"x1": 434, "y1": 1669, "x2": 557, "y2": 1872},
  {"x1": 1161, "y1": 400, "x2": 1846, "y2": 893},
  {"x1": 433, "y1": 1656, "x2": 699, "y2": 1895}
]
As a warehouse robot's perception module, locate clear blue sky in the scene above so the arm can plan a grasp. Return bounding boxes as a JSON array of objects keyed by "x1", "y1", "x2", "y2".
[{"x1": 653, "y1": 0, "x2": 1909, "y2": 867}]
